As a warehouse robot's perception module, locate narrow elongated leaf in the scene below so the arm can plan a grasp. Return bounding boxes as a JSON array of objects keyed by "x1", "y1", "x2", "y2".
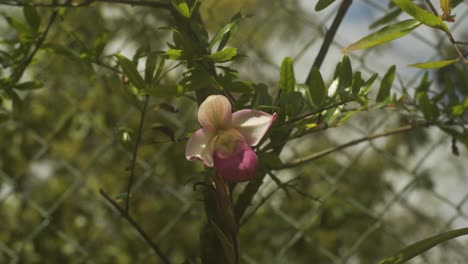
[
  {"x1": 15, "y1": 80, "x2": 42, "y2": 90},
  {"x1": 392, "y1": 0, "x2": 449, "y2": 32},
  {"x1": 164, "y1": 49, "x2": 184, "y2": 60},
  {"x1": 379, "y1": 227, "x2": 468, "y2": 264},
  {"x1": 145, "y1": 52, "x2": 158, "y2": 85},
  {"x1": 409, "y1": 58, "x2": 459, "y2": 69},
  {"x1": 115, "y1": 54, "x2": 146, "y2": 90},
  {"x1": 351, "y1": 71, "x2": 362, "y2": 95},
  {"x1": 208, "y1": 48, "x2": 237, "y2": 62},
  {"x1": 208, "y1": 13, "x2": 242, "y2": 51},
  {"x1": 279, "y1": 57, "x2": 296, "y2": 94},
  {"x1": 376, "y1": 65, "x2": 396, "y2": 102},
  {"x1": 344, "y1": 19, "x2": 420, "y2": 52},
  {"x1": 308, "y1": 67, "x2": 326, "y2": 107},
  {"x1": 338, "y1": 55, "x2": 352, "y2": 92},
  {"x1": 361, "y1": 73, "x2": 379, "y2": 96},
  {"x1": 315, "y1": 0, "x2": 336, "y2": 11}
]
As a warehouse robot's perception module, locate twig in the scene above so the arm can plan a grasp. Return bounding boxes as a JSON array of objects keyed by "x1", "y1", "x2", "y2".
[
  {"x1": 100, "y1": 189, "x2": 172, "y2": 264},
  {"x1": 280, "y1": 122, "x2": 429, "y2": 169},
  {"x1": 306, "y1": 0, "x2": 353, "y2": 79},
  {"x1": 0, "y1": 0, "x2": 171, "y2": 9},
  {"x1": 125, "y1": 95, "x2": 150, "y2": 212},
  {"x1": 9, "y1": 5, "x2": 60, "y2": 87},
  {"x1": 424, "y1": 0, "x2": 467, "y2": 63}
]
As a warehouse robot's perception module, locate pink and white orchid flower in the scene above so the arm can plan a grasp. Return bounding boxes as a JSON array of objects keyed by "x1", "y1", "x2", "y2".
[{"x1": 186, "y1": 95, "x2": 276, "y2": 182}]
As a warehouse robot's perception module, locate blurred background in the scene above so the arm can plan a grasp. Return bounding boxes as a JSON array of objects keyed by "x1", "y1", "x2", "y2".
[{"x1": 0, "y1": 0, "x2": 467, "y2": 263}]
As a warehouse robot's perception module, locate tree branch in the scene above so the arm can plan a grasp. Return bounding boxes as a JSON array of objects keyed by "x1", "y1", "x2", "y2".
[
  {"x1": 306, "y1": 0, "x2": 353, "y2": 79},
  {"x1": 0, "y1": 0, "x2": 171, "y2": 9},
  {"x1": 280, "y1": 122, "x2": 429, "y2": 169},
  {"x1": 100, "y1": 189, "x2": 172, "y2": 264}
]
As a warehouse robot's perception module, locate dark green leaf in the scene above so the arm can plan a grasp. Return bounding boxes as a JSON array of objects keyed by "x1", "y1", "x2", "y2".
[
  {"x1": 145, "y1": 52, "x2": 158, "y2": 85},
  {"x1": 338, "y1": 55, "x2": 352, "y2": 93},
  {"x1": 351, "y1": 71, "x2": 362, "y2": 95},
  {"x1": 93, "y1": 32, "x2": 110, "y2": 58},
  {"x1": 315, "y1": 0, "x2": 336, "y2": 11},
  {"x1": 259, "y1": 152, "x2": 283, "y2": 170},
  {"x1": 23, "y1": 6, "x2": 40, "y2": 32},
  {"x1": 15, "y1": 80, "x2": 42, "y2": 90},
  {"x1": 279, "y1": 57, "x2": 296, "y2": 94},
  {"x1": 409, "y1": 58, "x2": 459, "y2": 69},
  {"x1": 391, "y1": 0, "x2": 449, "y2": 32},
  {"x1": 0, "y1": 112, "x2": 9, "y2": 123},
  {"x1": 115, "y1": 54, "x2": 147, "y2": 90},
  {"x1": 6, "y1": 16, "x2": 33, "y2": 35},
  {"x1": 379, "y1": 227, "x2": 468, "y2": 264},
  {"x1": 343, "y1": 19, "x2": 420, "y2": 52},
  {"x1": 376, "y1": 65, "x2": 396, "y2": 102},
  {"x1": 417, "y1": 91, "x2": 439, "y2": 121},
  {"x1": 208, "y1": 48, "x2": 237, "y2": 62},
  {"x1": 308, "y1": 67, "x2": 326, "y2": 107},
  {"x1": 254, "y1": 84, "x2": 273, "y2": 108}
]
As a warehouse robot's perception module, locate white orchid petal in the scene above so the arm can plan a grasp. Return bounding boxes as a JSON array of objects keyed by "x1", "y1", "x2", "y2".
[
  {"x1": 185, "y1": 128, "x2": 215, "y2": 167},
  {"x1": 198, "y1": 95, "x2": 232, "y2": 129},
  {"x1": 231, "y1": 109, "x2": 276, "y2": 146}
]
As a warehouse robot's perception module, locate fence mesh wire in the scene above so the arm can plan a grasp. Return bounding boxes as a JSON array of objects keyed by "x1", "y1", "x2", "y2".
[{"x1": 0, "y1": 0, "x2": 467, "y2": 263}]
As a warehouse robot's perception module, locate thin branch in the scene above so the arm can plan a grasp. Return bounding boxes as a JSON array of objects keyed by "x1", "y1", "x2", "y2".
[
  {"x1": 423, "y1": 0, "x2": 467, "y2": 63},
  {"x1": 125, "y1": 95, "x2": 150, "y2": 212},
  {"x1": 9, "y1": 5, "x2": 60, "y2": 87},
  {"x1": 280, "y1": 122, "x2": 429, "y2": 169},
  {"x1": 0, "y1": 0, "x2": 171, "y2": 9},
  {"x1": 306, "y1": 0, "x2": 353, "y2": 79},
  {"x1": 100, "y1": 189, "x2": 172, "y2": 264},
  {"x1": 284, "y1": 99, "x2": 354, "y2": 125}
]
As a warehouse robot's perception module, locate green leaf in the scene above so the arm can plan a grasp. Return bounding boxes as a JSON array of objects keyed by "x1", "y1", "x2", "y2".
[
  {"x1": 208, "y1": 48, "x2": 237, "y2": 62},
  {"x1": 417, "y1": 91, "x2": 439, "y2": 120},
  {"x1": 351, "y1": 71, "x2": 362, "y2": 95},
  {"x1": 15, "y1": 80, "x2": 42, "y2": 90},
  {"x1": 279, "y1": 57, "x2": 296, "y2": 94},
  {"x1": 409, "y1": 58, "x2": 459, "y2": 69},
  {"x1": 209, "y1": 221, "x2": 235, "y2": 264},
  {"x1": 315, "y1": 0, "x2": 336, "y2": 11},
  {"x1": 391, "y1": 0, "x2": 449, "y2": 32},
  {"x1": 115, "y1": 54, "x2": 146, "y2": 90},
  {"x1": 171, "y1": 0, "x2": 191, "y2": 18},
  {"x1": 143, "y1": 84, "x2": 183, "y2": 98},
  {"x1": 338, "y1": 55, "x2": 352, "y2": 93},
  {"x1": 6, "y1": 16, "x2": 33, "y2": 35},
  {"x1": 343, "y1": 19, "x2": 421, "y2": 52},
  {"x1": 308, "y1": 67, "x2": 326, "y2": 107},
  {"x1": 145, "y1": 52, "x2": 158, "y2": 85},
  {"x1": 360, "y1": 73, "x2": 378, "y2": 96},
  {"x1": 376, "y1": 65, "x2": 396, "y2": 102},
  {"x1": 370, "y1": 8, "x2": 402, "y2": 29},
  {"x1": 164, "y1": 49, "x2": 184, "y2": 60},
  {"x1": 93, "y1": 32, "x2": 110, "y2": 58},
  {"x1": 379, "y1": 227, "x2": 468, "y2": 264},
  {"x1": 208, "y1": 13, "x2": 242, "y2": 51},
  {"x1": 23, "y1": 6, "x2": 40, "y2": 32}
]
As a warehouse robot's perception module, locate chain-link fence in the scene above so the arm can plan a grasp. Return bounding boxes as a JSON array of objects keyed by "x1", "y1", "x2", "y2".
[{"x1": 1, "y1": 0, "x2": 467, "y2": 263}]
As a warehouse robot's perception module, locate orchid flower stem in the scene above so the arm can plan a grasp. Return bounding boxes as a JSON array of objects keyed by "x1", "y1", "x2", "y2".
[
  {"x1": 125, "y1": 95, "x2": 150, "y2": 212},
  {"x1": 100, "y1": 189, "x2": 172, "y2": 264}
]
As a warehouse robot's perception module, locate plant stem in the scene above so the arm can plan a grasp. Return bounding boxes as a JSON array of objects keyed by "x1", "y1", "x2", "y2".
[
  {"x1": 306, "y1": 0, "x2": 353, "y2": 80},
  {"x1": 100, "y1": 189, "x2": 172, "y2": 264},
  {"x1": 280, "y1": 122, "x2": 429, "y2": 169}
]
